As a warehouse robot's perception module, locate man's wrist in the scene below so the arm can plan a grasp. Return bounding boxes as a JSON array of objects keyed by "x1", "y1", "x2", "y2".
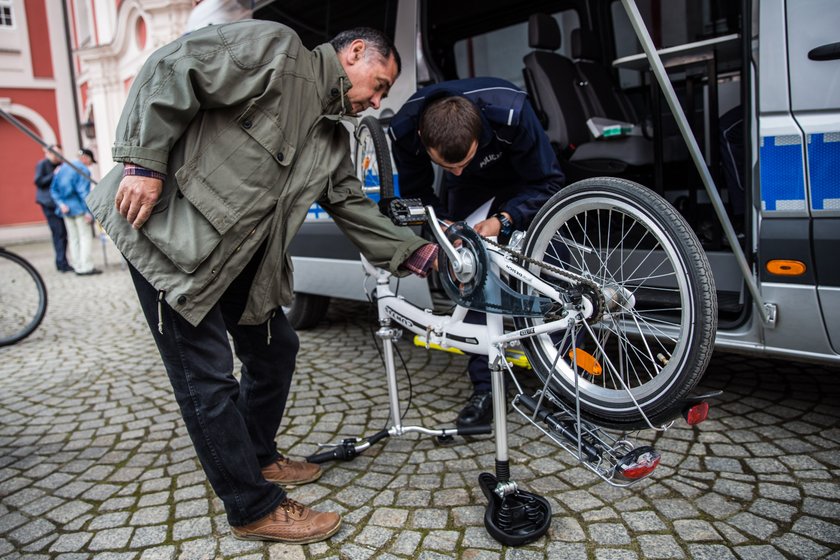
[
  {"x1": 493, "y1": 212, "x2": 514, "y2": 236},
  {"x1": 123, "y1": 163, "x2": 166, "y2": 182}
]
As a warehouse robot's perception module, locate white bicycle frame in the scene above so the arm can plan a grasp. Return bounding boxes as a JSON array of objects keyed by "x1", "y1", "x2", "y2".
[{"x1": 356, "y1": 208, "x2": 669, "y2": 487}]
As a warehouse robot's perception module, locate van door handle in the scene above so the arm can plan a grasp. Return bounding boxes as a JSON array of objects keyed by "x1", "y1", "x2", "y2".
[{"x1": 808, "y1": 42, "x2": 840, "y2": 61}]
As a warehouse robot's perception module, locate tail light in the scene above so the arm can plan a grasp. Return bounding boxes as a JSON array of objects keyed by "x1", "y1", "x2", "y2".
[{"x1": 614, "y1": 446, "x2": 660, "y2": 481}]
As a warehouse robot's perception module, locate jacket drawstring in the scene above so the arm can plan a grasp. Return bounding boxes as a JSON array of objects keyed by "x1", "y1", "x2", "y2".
[
  {"x1": 157, "y1": 291, "x2": 165, "y2": 335},
  {"x1": 339, "y1": 77, "x2": 346, "y2": 116},
  {"x1": 266, "y1": 310, "x2": 275, "y2": 345}
]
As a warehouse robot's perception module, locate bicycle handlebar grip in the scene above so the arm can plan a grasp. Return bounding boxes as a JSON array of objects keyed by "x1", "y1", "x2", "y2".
[
  {"x1": 306, "y1": 446, "x2": 349, "y2": 464},
  {"x1": 457, "y1": 425, "x2": 493, "y2": 436}
]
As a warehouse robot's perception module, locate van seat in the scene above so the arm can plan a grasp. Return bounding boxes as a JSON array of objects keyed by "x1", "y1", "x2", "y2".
[{"x1": 523, "y1": 13, "x2": 655, "y2": 173}]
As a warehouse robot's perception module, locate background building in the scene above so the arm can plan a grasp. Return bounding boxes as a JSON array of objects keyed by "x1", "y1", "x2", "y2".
[{"x1": 0, "y1": 0, "x2": 192, "y2": 230}]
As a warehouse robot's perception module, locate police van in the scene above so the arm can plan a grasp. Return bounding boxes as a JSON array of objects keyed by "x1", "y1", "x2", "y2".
[{"x1": 253, "y1": 0, "x2": 840, "y2": 365}]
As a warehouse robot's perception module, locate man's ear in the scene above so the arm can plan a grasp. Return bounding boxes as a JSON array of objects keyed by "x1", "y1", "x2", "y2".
[{"x1": 346, "y1": 39, "x2": 366, "y2": 65}]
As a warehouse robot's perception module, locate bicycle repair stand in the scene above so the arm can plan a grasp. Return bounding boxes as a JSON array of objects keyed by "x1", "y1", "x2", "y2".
[{"x1": 306, "y1": 310, "x2": 552, "y2": 546}]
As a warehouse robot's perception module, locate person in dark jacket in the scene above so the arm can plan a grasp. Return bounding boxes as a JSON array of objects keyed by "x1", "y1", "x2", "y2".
[
  {"x1": 33, "y1": 145, "x2": 71, "y2": 272},
  {"x1": 390, "y1": 77, "x2": 565, "y2": 428}
]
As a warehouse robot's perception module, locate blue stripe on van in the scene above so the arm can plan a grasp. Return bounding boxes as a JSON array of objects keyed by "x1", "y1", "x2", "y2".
[
  {"x1": 808, "y1": 133, "x2": 840, "y2": 211},
  {"x1": 759, "y1": 135, "x2": 806, "y2": 211}
]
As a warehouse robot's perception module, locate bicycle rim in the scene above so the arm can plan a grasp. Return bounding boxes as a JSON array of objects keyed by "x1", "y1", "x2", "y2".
[{"x1": 0, "y1": 250, "x2": 48, "y2": 347}]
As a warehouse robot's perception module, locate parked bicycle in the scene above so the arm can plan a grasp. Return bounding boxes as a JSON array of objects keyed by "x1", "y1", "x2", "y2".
[
  {"x1": 0, "y1": 247, "x2": 48, "y2": 347},
  {"x1": 308, "y1": 118, "x2": 719, "y2": 546}
]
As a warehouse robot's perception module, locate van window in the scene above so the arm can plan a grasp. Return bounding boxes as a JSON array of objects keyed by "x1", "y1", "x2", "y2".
[
  {"x1": 452, "y1": 11, "x2": 579, "y2": 89},
  {"x1": 253, "y1": 0, "x2": 398, "y2": 49}
]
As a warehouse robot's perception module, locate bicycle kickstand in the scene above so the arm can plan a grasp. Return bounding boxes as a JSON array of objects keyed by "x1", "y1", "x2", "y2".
[{"x1": 479, "y1": 340, "x2": 551, "y2": 546}]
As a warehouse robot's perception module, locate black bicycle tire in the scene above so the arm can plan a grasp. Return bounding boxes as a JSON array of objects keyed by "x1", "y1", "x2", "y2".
[
  {"x1": 0, "y1": 248, "x2": 48, "y2": 347},
  {"x1": 514, "y1": 178, "x2": 717, "y2": 429},
  {"x1": 355, "y1": 115, "x2": 395, "y2": 202}
]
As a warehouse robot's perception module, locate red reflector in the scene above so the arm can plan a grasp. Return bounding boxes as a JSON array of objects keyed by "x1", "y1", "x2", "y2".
[
  {"x1": 685, "y1": 401, "x2": 709, "y2": 425},
  {"x1": 614, "y1": 448, "x2": 661, "y2": 481}
]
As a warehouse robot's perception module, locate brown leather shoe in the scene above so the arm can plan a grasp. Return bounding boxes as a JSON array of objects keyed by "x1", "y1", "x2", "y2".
[
  {"x1": 231, "y1": 498, "x2": 341, "y2": 544},
  {"x1": 261, "y1": 455, "x2": 322, "y2": 487}
]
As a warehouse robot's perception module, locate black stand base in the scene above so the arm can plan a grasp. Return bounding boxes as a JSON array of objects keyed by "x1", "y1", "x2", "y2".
[{"x1": 478, "y1": 472, "x2": 552, "y2": 546}]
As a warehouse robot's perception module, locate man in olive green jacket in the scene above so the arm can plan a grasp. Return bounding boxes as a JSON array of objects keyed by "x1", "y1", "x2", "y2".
[{"x1": 87, "y1": 22, "x2": 436, "y2": 544}]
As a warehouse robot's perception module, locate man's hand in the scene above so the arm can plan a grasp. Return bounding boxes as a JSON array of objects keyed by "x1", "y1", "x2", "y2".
[
  {"x1": 115, "y1": 175, "x2": 163, "y2": 229},
  {"x1": 474, "y1": 217, "x2": 501, "y2": 238},
  {"x1": 473, "y1": 212, "x2": 512, "y2": 239},
  {"x1": 59, "y1": 203, "x2": 69, "y2": 215},
  {"x1": 84, "y1": 213, "x2": 93, "y2": 225}
]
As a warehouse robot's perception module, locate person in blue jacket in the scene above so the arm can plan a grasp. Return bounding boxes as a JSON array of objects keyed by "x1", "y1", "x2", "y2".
[
  {"x1": 50, "y1": 148, "x2": 101, "y2": 276},
  {"x1": 390, "y1": 77, "x2": 565, "y2": 428}
]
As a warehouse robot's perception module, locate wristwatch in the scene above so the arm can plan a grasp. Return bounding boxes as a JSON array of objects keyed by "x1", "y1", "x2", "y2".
[{"x1": 493, "y1": 212, "x2": 514, "y2": 237}]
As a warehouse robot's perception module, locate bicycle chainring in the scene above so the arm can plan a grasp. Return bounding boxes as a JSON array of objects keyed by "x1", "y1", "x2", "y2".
[{"x1": 438, "y1": 223, "x2": 488, "y2": 307}]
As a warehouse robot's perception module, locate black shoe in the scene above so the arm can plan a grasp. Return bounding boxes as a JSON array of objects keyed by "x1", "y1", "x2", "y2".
[
  {"x1": 456, "y1": 391, "x2": 493, "y2": 427},
  {"x1": 76, "y1": 268, "x2": 102, "y2": 276},
  {"x1": 58, "y1": 265, "x2": 74, "y2": 273}
]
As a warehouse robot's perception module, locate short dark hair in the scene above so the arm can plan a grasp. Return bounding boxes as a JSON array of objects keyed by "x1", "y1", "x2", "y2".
[
  {"x1": 419, "y1": 97, "x2": 482, "y2": 163},
  {"x1": 330, "y1": 27, "x2": 401, "y2": 74}
]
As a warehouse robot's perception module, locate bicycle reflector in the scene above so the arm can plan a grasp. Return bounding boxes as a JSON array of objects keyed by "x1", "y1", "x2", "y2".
[
  {"x1": 569, "y1": 348, "x2": 602, "y2": 375},
  {"x1": 613, "y1": 446, "x2": 661, "y2": 481},
  {"x1": 683, "y1": 401, "x2": 709, "y2": 425}
]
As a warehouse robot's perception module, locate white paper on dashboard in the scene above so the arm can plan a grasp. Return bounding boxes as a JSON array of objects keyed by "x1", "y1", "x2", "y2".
[{"x1": 465, "y1": 197, "x2": 494, "y2": 228}]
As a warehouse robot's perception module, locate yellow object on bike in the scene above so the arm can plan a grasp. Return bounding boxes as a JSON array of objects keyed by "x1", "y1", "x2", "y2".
[{"x1": 413, "y1": 336, "x2": 532, "y2": 369}]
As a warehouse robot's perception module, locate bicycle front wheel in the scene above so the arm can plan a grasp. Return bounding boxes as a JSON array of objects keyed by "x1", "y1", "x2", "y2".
[
  {"x1": 514, "y1": 178, "x2": 717, "y2": 429},
  {"x1": 355, "y1": 116, "x2": 395, "y2": 206},
  {"x1": 0, "y1": 249, "x2": 48, "y2": 347}
]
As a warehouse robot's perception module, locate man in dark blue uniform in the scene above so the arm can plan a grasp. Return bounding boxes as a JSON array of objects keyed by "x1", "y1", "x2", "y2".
[{"x1": 390, "y1": 77, "x2": 565, "y2": 427}]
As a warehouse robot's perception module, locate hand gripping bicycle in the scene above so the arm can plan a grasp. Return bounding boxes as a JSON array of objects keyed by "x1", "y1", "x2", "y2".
[{"x1": 307, "y1": 117, "x2": 719, "y2": 546}]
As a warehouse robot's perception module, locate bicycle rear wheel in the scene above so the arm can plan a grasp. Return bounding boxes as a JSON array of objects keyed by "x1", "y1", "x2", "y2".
[
  {"x1": 0, "y1": 249, "x2": 48, "y2": 347},
  {"x1": 514, "y1": 178, "x2": 717, "y2": 429}
]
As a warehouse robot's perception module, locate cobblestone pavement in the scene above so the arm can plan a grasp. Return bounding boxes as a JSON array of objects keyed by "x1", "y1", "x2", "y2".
[{"x1": 1, "y1": 241, "x2": 839, "y2": 560}]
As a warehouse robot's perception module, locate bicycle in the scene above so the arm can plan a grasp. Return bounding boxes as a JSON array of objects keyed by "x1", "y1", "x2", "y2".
[
  {"x1": 308, "y1": 117, "x2": 719, "y2": 546},
  {"x1": 0, "y1": 247, "x2": 48, "y2": 347}
]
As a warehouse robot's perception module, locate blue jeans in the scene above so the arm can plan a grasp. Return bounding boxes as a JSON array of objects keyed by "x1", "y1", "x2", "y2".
[
  {"x1": 40, "y1": 203, "x2": 69, "y2": 270},
  {"x1": 127, "y1": 248, "x2": 296, "y2": 526}
]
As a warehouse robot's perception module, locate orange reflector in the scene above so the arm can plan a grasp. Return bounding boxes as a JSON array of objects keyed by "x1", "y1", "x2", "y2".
[
  {"x1": 569, "y1": 348, "x2": 602, "y2": 375},
  {"x1": 766, "y1": 259, "x2": 806, "y2": 276}
]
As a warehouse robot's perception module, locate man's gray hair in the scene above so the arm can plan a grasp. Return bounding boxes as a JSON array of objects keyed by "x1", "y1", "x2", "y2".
[{"x1": 330, "y1": 27, "x2": 401, "y2": 73}]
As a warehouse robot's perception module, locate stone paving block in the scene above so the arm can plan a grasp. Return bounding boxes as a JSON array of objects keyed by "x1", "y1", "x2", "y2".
[
  {"x1": 771, "y1": 533, "x2": 831, "y2": 559},
  {"x1": 177, "y1": 537, "x2": 217, "y2": 558},
  {"x1": 87, "y1": 527, "x2": 133, "y2": 551},
  {"x1": 129, "y1": 525, "x2": 168, "y2": 548},
  {"x1": 733, "y1": 544, "x2": 786, "y2": 559},
  {"x1": 791, "y1": 515, "x2": 840, "y2": 545},
  {"x1": 748, "y1": 497, "x2": 797, "y2": 522},
  {"x1": 129, "y1": 505, "x2": 170, "y2": 526},
  {"x1": 8, "y1": 517, "x2": 56, "y2": 545},
  {"x1": 50, "y1": 532, "x2": 94, "y2": 553},
  {"x1": 637, "y1": 534, "x2": 686, "y2": 559},
  {"x1": 593, "y1": 549, "x2": 638, "y2": 560}
]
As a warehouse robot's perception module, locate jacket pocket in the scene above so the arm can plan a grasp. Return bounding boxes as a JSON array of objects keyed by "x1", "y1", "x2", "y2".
[
  {"x1": 175, "y1": 105, "x2": 295, "y2": 234},
  {"x1": 141, "y1": 185, "x2": 223, "y2": 274},
  {"x1": 144, "y1": 107, "x2": 294, "y2": 273}
]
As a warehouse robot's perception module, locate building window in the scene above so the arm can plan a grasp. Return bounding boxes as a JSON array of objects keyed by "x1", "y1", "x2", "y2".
[{"x1": 0, "y1": 1, "x2": 14, "y2": 28}]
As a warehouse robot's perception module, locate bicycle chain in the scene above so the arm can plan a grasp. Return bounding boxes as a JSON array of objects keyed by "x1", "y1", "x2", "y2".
[{"x1": 477, "y1": 234, "x2": 606, "y2": 323}]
